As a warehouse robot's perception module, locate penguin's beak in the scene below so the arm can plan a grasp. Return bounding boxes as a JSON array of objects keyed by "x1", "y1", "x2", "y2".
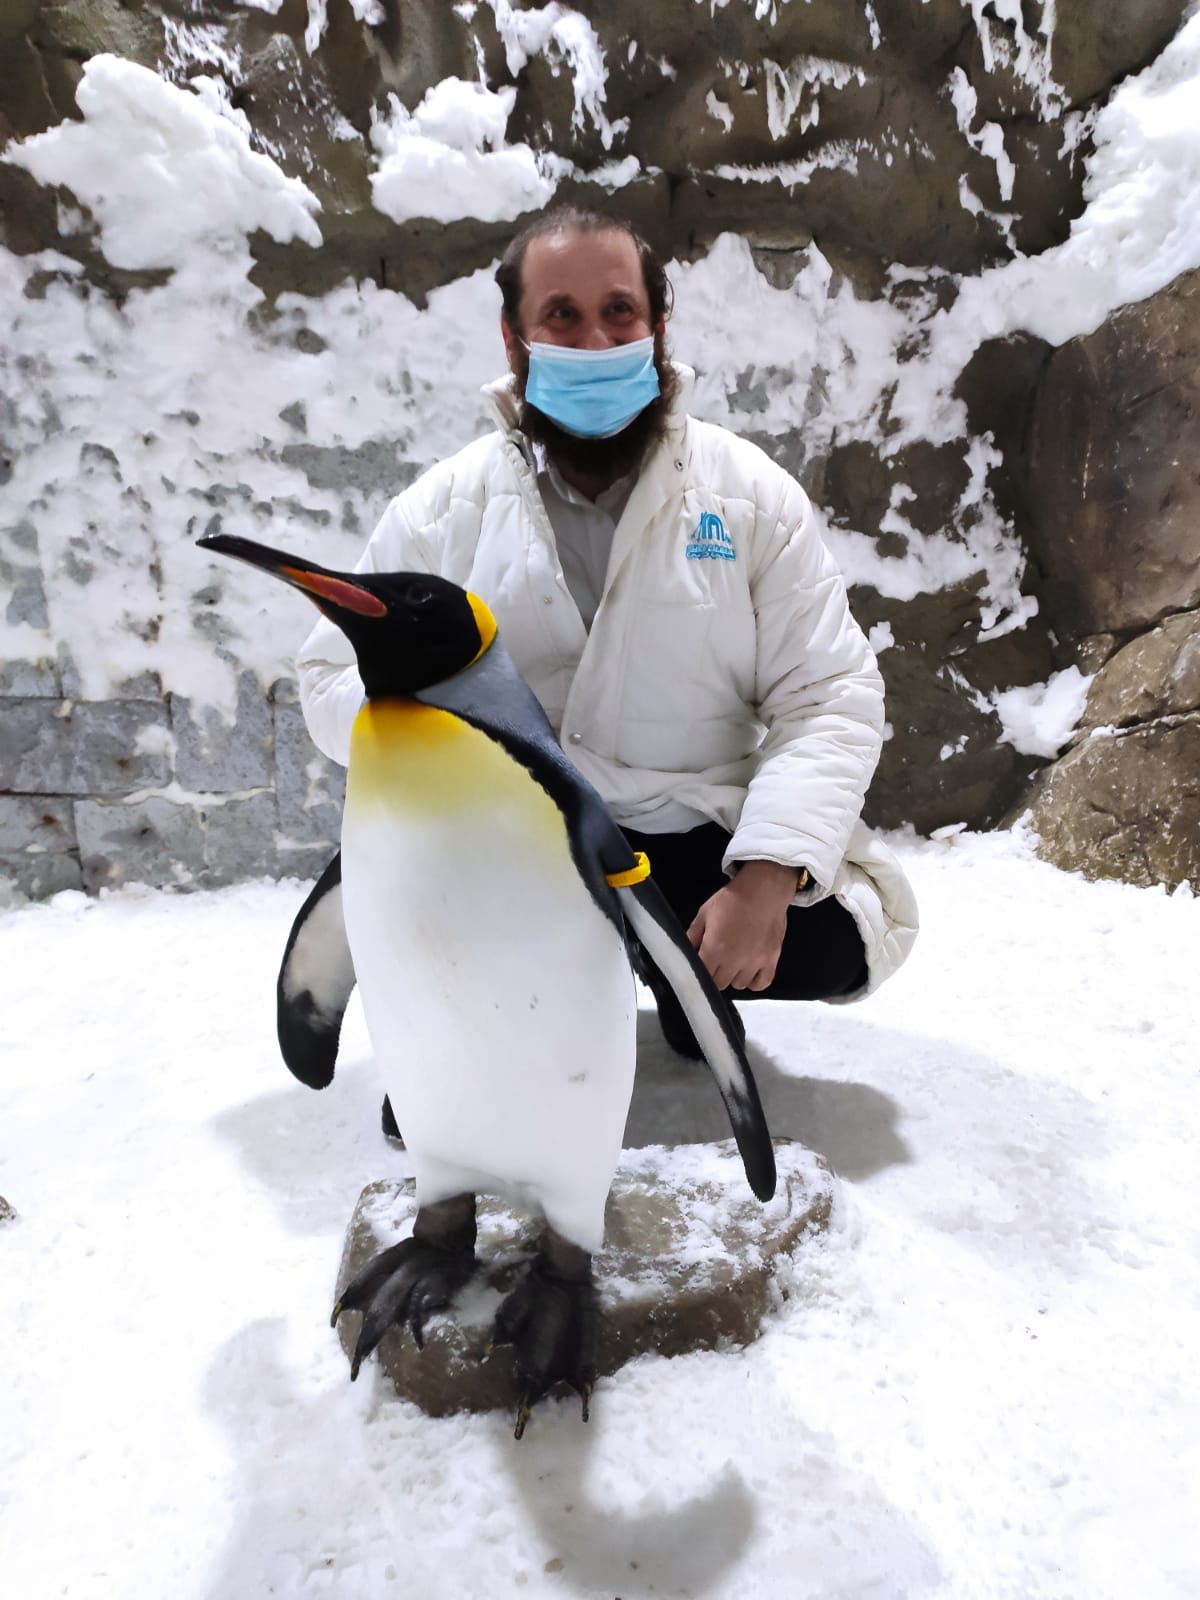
[{"x1": 198, "y1": 533, "x2": 387, "y2": 617}]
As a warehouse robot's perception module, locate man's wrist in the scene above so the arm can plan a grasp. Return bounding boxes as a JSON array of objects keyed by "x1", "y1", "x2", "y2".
[{"x1": 732, "y1": 858, "x2": 809, "y2": 901}]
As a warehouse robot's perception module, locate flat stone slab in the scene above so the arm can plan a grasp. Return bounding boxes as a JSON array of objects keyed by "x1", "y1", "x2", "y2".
[{"x1": 334, "y1": 1139, "x2": 834, "y2": 1416}]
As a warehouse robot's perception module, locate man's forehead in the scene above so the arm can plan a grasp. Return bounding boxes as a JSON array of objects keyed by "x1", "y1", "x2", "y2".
[{"x1": 521, "y1": 228, "x2": 647, "y2": 301}]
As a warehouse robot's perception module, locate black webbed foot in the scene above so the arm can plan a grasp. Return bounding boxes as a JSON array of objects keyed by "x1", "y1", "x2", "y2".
[
  {"x1": 488, "y1": 1232, "x2": 597, "y2": 1439},
  {"x1": 332, "y1": 1195, "x2": 476, "y2": 1379}
]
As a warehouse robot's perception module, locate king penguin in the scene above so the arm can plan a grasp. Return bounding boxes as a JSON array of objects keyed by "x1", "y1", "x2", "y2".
[{"x1": 200, "y1": 533, "x2": 775, "y2": 1435}]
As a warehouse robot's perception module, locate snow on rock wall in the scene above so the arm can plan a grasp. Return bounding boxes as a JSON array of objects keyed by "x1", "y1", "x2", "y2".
[{"x1": 0, "y1": 0, "x2": 1197, "y2": 897}]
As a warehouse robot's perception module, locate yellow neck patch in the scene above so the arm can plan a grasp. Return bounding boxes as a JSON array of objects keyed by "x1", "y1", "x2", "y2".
[
  {"x1": 347, "y1": 699, "x2": 566, "y2": 862},
  {"x1": 467, "y1": 593, "x2": 497, "y2": 664}
]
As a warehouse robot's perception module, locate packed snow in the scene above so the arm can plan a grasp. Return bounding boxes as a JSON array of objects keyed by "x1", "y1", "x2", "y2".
[
  {"x1": 990, "y1": 665, "x2": 1093, "y2": 759},
  {"x1": 1, "y1": 829, "x2": 1197, "y2": 1598},
  {"x1": 370, "y1": 80, "x2": 554, "y2": 226},
  {"x1": 7, "y1": 56, "x2": 322, "y2": 270}
]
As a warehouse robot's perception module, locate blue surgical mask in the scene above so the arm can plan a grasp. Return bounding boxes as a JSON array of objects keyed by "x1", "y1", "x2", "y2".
[{"x1": 523, "y1": 336, "x2": 660, "y2": 439}]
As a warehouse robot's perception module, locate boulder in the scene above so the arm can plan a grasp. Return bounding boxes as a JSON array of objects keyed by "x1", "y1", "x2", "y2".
[
  {"x1": 1021, "y1": 715, "x2": 1199, "y2": 888},
  {"x1": 955, "y1": 331, "x2": 1053, "y2": 531},
  {"x1": 1018, "y1": 608, "x2": 1200, "y2": 886},
  {"x1": 856, "y1": 579, "x2": 1047, "y2": 834},
  {"x1": 333, "y1": 1139, "x2": 833, "y2": 1417},
  {"x1": 1025, "y1": 268, "x2": 1200, "y2": 636},
  {"x1": 1080, "y1": 609, "x2": 1200, "y2": 732},
  {"x1": 1047, "y1": 0, "x2": 1189, "y2": 107},
  {"x1": 31, "y1": 0, "x2": 165, "y2": 71},
  {"x1": 814, "y1": 426, "x2": 1055, "y2": 832}
]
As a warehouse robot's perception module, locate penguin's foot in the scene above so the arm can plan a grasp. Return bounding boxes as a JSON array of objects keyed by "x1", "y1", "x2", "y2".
[
  {"x1": 332, "y1": 1194, "x2": 477, "y2": 1379},
  {"x1": 488, "y1": 1230, "x2": 597, "y2": 1440}
]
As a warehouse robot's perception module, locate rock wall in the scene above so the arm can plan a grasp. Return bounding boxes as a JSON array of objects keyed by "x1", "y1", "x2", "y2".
[{"x1": 1, "y1": 0, "x2": 1197, "y2": 898}]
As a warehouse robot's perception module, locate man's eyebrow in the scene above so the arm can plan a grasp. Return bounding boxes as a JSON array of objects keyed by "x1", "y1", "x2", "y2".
[{"x1": 537, "y1": 291, "x2": 578, "y2": 312}]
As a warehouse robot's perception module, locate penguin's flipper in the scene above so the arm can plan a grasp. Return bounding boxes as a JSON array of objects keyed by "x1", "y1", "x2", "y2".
[
  {"x1": 619, "y1": 876, "x2": 777, "y2": 1203},
  {"x1": 276, "y1": 851, "x2": 356, "y2": 1089}
]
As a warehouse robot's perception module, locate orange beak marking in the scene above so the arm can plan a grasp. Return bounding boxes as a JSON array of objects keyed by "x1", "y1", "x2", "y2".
[{"x1": 280, "y1": 567, "x2": 388, "y2": 617}]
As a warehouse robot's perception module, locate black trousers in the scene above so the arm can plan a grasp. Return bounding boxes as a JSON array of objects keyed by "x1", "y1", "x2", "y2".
[{"x1": 621, "y1": 821, "x2": 869, "y2": 1002}]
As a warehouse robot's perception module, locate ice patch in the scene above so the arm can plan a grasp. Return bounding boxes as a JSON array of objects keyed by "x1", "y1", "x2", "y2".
[
  {"x1": 763, "y1": 56, "x2": 867, "y2": 141},
  {"x1": 303, "y1": 0, "x2": 386, "y2": 55},
  {"x1": 161, "y1": 17, "x2": 243, "y2": 79},
  {"x1": 483, "y1": 0, "x2": 629, "y2": 149},
  {"x1": 961, "y1": 0, "x2": 1064, "y2": 121},
  {"x1": 706, "y1": 91, "x2": 735, "y2": 133},
  {"x1": 948, "y1": 66, "x2": 1015, "y2": 203},
  {"x1": 539, "y1": 153, "x2": 642, "y2": 190}
]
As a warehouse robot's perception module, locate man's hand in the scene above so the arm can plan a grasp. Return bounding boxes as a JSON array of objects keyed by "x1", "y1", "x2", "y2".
[{"x1": 687, "y1": 859, "x2": 800, "y2": 992}]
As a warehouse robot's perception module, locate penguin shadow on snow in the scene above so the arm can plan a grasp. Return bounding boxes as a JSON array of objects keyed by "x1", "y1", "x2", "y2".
[
  {"x1": 209, "y1": 1048, "x2": 404, "y2": 1236},
  {"x1": 198, "y1": 1317, "x2": 756, "y2": 1599},
  {"x1": 627, "y1": 1005, "x2": 911, "y2": 1182},
  {"x1": 496, "y1": 1420, "x2": 757, "y2": 1598},
  {"x1": 201, "y1": 1318, "x2": 940, "y2": 1600},
  {"x1": 492, "y1": 1403, "x2": 943, "y2": 1600}
]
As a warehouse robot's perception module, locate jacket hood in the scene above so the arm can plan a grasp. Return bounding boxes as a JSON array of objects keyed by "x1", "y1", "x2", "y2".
[{"x1": 481, "y1": 361, "x2": 696, "y2": 454}]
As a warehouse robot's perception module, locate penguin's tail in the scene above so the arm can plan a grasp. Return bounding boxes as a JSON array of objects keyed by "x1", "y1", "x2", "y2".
[{"x1": 618, "y1": 877, "x2": 777, "y2": 1202}]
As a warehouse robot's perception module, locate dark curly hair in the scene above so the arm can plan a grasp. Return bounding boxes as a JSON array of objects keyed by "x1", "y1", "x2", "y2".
[{"x1": 494, "y1": 205, "x2": 674, "y2": 334}]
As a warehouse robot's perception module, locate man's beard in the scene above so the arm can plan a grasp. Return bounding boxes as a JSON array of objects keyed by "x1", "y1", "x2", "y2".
[{"x1": 512, "y1": 335, "x2": 679, "y2": 480}]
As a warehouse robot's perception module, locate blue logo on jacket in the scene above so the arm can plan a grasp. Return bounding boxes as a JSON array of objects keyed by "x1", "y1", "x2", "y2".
[{"x1": 686, "y1": 512, "x2": 735, "y2": 561}]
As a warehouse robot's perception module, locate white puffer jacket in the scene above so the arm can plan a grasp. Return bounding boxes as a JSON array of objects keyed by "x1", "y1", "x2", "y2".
[{"x1": 297, "y1": 369, "x2": 918, "y2": 996}]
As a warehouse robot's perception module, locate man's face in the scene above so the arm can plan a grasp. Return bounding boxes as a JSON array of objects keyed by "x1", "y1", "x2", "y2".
[
  {"x1": 504, "y1": 227, "x2": 656, "y2": 355},
  {"x1": 502, "y1": 226, "x2": 675, "y2": 478}
]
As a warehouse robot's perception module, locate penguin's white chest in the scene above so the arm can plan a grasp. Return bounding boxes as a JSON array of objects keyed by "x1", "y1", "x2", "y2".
[{"x1": 340, "y1": 700, "x2": 636, "y2": 1252}]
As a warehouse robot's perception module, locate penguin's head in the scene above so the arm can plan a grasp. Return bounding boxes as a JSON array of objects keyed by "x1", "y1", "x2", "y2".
[{"x1": 198, "y1": 534, "x2": 496, "y2": 697}]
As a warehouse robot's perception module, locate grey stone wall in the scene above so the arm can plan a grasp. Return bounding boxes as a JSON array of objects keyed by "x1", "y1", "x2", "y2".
[{"x1": 0, "y1": 674, "x2": 343, "y2": 898}]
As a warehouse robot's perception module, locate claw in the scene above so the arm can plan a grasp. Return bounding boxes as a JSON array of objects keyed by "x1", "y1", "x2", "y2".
[
  {"x1": 492, "y1": 1251, "x2": 598, "y2": 1439},
  {"x1": 334, "y1": 1234, "x2": 477, "y2": 1380},
  {"x1": 514, "y1": 1396, "x2": 533, "y2": 1441}
]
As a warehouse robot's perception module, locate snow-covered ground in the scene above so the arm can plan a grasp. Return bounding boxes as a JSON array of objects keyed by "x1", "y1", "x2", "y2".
[{"x1": 2, "y1": 829, "x2": 1197, "y2": 1599}]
